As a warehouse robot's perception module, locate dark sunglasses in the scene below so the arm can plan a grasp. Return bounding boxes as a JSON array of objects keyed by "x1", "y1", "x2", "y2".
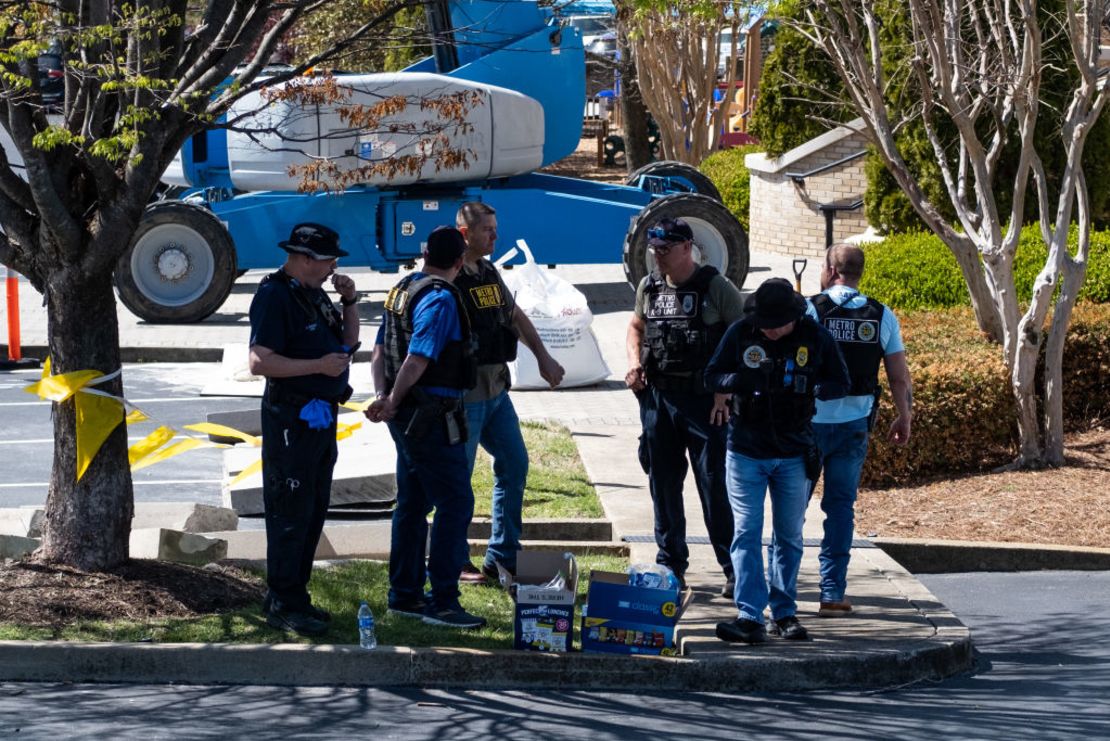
[{"x1": 646, "y1": 226, "x2": 689, "y2": 243}]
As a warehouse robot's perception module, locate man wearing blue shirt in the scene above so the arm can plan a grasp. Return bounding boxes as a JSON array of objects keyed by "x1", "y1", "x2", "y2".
[
  {"x1": 367, "y1": 227, "x2": 484, "y2": 629},
  {"x1": 807, "y1": 243, "x2": 913, "y2": 617}
]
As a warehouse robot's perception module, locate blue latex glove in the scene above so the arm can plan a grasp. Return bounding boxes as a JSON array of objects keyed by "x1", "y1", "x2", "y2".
[{"x1": 299, "y1": 398, "x2": 334, "y2": 430}]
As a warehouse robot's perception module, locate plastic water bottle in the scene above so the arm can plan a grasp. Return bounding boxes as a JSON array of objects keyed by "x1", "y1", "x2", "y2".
[{"x1": 357, "y1": 601, "x2": 377, "y2": 650}]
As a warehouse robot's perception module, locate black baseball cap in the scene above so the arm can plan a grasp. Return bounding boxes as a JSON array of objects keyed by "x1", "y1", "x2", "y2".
[
  {"x1": 647, "y1": 217, "x2": 694, "y2": 247},
  {"x1": 279, "y1": 223, "x2": 348, "y2": 259},
  {"x1": 424, "y1": 226, "x2": 467, "y2": 268},
  {"x1": 746, "y1": 278, "x2": 806, "y2": 329}
]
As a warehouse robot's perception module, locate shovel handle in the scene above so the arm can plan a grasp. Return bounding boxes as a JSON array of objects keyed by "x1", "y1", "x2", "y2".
[{"x1": 792, "y1": 258, "x2": 808, "y2": 293}]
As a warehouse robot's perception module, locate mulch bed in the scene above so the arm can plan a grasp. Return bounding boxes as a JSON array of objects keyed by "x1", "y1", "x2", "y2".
[
  {"x1": 855, "y1": 427, "x2": 1110, "y2": 548},
  {"x1": 0, "y1": 559, "x2": 263, "y2": 628}
]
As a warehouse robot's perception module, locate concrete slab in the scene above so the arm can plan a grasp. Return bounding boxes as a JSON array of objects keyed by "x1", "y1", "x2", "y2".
[
  {"x1": 0, "y1": 508, "x2": 44, "y2": 538},
  {"x1": 0, "y1": 534, "x2": 39, "y2": 559},
  {"x1": 204, "y1": 407, "x2": 262, "y2": 443},
  {"x1": 208, "y1": 521, "x2": 393, "y2": 561},
  {"x1": 129, "y1": 528, "x2": 228, "y2": 566},
  {"x1": 131, "y1": 503, "x2": 238, "y2": 533}
]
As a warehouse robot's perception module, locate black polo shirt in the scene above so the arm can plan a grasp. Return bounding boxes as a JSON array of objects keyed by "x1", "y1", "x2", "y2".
[{"x1": 249, "y1": 272, "x2": 349, "y2": 400}]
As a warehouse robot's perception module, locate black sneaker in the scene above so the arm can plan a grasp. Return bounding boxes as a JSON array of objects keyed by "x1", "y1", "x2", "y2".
[
  {"x1": 266, "y1": 607, "x2": 328, "y2": 637},
  {"x1": 715, "y1": 618, "x2": 767, "y2": 644},
  {"x1": 263, "y1": 594, "x2": 330, "y2": 623},
  {"x1": 720, "y1": 575, "x2": 736, "y2": 598},
  {"x1": 423, "y1": 603, "x2": 488, "y2": 629},
  {"x1": 387, "y1": 598, "x2": 428, "y2": 619},
  {"x1": 767, "y1": 615, "x2": 809, "y2": 641}
]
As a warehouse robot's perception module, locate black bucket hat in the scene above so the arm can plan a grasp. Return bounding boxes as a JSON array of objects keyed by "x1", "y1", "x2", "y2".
[
  {"x1": 746, "y1": 278, "x2": 806, "y2": 329},
  {"x1": 279, "y1": 223, "x2": 348, "y2": 259}
]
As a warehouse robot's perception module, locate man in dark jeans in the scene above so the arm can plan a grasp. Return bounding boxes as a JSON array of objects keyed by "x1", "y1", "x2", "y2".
[
  {"x1": 249, "y1": 223, "x2": 360, "y2": 637},
  {"x1": 367, "y1": 227, "x2": 484, "y2": 629},
  {"x1": 624, "y1": 217, "x2": 745, "y2": 595}
]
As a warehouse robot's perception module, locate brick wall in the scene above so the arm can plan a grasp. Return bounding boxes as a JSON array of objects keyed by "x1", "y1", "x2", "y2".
[{"x1": 748, "y1": 130, "x2": 870, "y2": 258}]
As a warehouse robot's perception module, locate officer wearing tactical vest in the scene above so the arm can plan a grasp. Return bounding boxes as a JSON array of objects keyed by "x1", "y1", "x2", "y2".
[
  {"x1": 452, "y1": 202, "x2": 565, "y2": 584},
  {"x1": 706, "y1": 278, "x2": 849, "y2": 645},
  {"x1": 248, "y1": 223, "x2": 360, "y2": 637},
  {"x1": 625, "y1": 217, "x2": 745, "y2": 595},
  {"x1": 366, "y1": 226, "x2": 486, "y2": 629},
  {"x1": 806, "y1": 243, "x2": 912, "y2": 617}
]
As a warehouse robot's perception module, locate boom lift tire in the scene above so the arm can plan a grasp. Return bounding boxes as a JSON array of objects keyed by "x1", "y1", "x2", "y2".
[
  {"x1": 115, "y1": 201, "x2": 238, "y2": 324},
  {"x1": 625, "y1": 160, "x2": 723, "y2": 202},
  {"x1": 622, "y1": 193, "x2": 749, "y2": 290}
]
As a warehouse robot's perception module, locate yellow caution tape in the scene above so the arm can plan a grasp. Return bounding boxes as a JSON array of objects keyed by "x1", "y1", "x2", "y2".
[
  {"x1": 128, "y1": 425, "x2": 176, "y2": 466},
  {"x1": 183, "y1": 422, "x2": 261, "y2": 447},
  {"x1": 227, "y1": 458, "x2": 264, "y2": 488}
]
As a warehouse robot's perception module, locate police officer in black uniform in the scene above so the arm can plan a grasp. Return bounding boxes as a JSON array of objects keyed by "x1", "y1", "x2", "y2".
[
  {"x1": 706, "y1": 278, "x2": 849, "y2": 645},
  {"x1": 625, "y1": 217, "x2": 745, "y2": 594},
  {"x1": 248, "y1": 223, "x2": 359, "y2": 637}
]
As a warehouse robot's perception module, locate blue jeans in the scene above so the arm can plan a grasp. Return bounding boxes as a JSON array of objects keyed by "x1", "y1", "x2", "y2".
[
  {"x1": 726, "y1": 452, "x2": 808, "y2": 622},
  {"x1": 464, "y1": 389, "x2": 528, "y2": 571},
  {"x1": 387, "y1": 404, "x2": 474, "y2": 610},
  {"x1": 813, "y1": 417, "x2": 871, "y2": 603}
]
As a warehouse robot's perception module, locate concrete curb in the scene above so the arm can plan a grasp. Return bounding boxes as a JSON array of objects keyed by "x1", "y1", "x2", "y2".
[
  {"x1": 0, "y1": 633, "x2": 971, "y2": 692},
  {"x1": 1, "y1": 344, "x2": 225, "y2": 364},
  {"x1": 873, "y1": 538, "x2": 1110, "y2": 573}
]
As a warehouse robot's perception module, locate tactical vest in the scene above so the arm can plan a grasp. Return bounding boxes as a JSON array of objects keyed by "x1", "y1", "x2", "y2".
[
  {"x1": 811, "y1": 292, "x2": 885, "y2": 396},
  {"x1": 454, "y1": 259, "x2": 518, "y2": 365},
  {"x1": 382, "y1": 274, "x2": 477, "y2": 393},
  {"x1": 728, "y1": 317, "x2": 823, "y2": 433},
  {"x1": 642, "y1": 266, "x2": 726, "y2": 389}
]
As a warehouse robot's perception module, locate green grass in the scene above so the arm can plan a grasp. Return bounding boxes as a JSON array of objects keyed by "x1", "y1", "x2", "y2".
[
  {"x1": 470, "y1": 421, "x2": 603, "y2": 519},
  {"x1": 0, "y1": 555, "x2": 629, "y2": 650}
]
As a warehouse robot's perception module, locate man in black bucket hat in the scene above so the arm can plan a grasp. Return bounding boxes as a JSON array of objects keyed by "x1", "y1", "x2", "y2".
[
  {"x1": 705, "y1": 278, "x2": 849, "y2": 645},
  {"x1": 248, "y1": 222, "x2": 360, "y2": 637}
]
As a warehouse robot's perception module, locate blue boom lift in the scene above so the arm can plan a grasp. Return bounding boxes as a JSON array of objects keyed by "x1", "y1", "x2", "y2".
[{"x1": 115, "y1": 0, "x2": 749, "y2": 323}]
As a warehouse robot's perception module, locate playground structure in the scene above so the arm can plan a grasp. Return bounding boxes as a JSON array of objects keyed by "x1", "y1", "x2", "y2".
[{"x1": 118, "y1": 0, "x2": 749, "y2": 323}]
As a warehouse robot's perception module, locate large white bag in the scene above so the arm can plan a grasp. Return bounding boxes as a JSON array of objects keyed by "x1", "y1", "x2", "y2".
[{"x1": 498, "y1": 240, "x2": 611, "y2": 389}]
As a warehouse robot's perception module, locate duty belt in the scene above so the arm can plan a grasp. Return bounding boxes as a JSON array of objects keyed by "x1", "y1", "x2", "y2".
[{"x1": 266, "y1": 382, "x2": 352, "y2": 408}]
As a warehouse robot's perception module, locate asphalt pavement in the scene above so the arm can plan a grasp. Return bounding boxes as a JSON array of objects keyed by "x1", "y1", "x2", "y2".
[{"x1": 1, "y1": 571, "x2": 1105, "y2": 740}]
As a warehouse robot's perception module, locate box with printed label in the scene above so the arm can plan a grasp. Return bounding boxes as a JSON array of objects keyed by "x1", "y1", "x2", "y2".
[
  {"x1": 580, "y1": 570, "x2": 690, "y2": 656},
  {"x1": 497, "y1": 551, "x2": 578, "y2": 652}
]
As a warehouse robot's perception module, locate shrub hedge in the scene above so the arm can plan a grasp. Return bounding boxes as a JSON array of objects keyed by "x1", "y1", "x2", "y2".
[
  {"x1": 699, "y1": 144, "x2": 764, "y2": 233},
  {"x1": 861, "y1": 303, "x2": 1110, "y2": 487},
  {"x1": 859, "y1": 224, "x2": 1110, "y2": 311}
]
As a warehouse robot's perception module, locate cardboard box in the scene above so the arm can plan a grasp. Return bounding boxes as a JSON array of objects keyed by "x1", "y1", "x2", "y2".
[
  {"x1": 498, "y1": 551, "x2": 578, "y2": 652},
  {"x1": 580, "y1": 570, "x2": 691, "y2": 656}
]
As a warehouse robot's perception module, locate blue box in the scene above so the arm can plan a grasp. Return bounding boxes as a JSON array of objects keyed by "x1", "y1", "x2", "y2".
[{"x1": 580, "y1": 570, "x2": 690, "y2": 656}]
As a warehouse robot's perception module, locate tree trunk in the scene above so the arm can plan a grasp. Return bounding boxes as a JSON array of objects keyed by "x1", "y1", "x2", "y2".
[
  {"x1": 37, "y1": 268, "x2": 133, "y2": 571},
  {"x1": 1010, "y1": 339, "x2": 1044, "y2": 468},
  {"x1": 618, "y1": 38, "x2": 652, "y2": 173},
  {"x1": 1043, "y1": 257, "x2": 1085, "y2": 466}
]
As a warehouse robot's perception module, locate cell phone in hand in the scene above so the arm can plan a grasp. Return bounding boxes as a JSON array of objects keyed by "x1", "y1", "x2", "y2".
[{"x1": 345, "y1": 342, "x2": 361, "y2": 356}]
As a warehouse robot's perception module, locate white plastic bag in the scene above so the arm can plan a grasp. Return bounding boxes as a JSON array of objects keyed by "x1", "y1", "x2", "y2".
[{"x1": 499, "y1": 240, "x2": 611, "y2": 389}]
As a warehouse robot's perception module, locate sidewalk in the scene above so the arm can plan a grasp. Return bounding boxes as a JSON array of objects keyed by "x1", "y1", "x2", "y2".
[{"x1": 0, "y1": 251, "x2": 974, "y2": 690}]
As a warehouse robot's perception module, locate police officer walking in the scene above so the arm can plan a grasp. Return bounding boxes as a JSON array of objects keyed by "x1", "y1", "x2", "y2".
[
  {"x1": 706, "y1": 278, "x2": 849, "y2": 644},
  {"x1": 249, "y1": 223, "x2": 359, "y2": 637},
  {"x1": 625, "y1": 217, "x2": 744, "y2": 594},
  {"x1": 453, "y1": 202, "x2": 565, "y2": 583},
  {"x1": 367, "y1": 227, "x2": 486, "y2": 629},
  {"x1": 807, "y1": 243, "x2": 912, "y2": 616}
]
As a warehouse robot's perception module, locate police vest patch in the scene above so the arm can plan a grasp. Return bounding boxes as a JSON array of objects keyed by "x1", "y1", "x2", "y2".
[
  {"x1": 469, "y1": 283, "x2": 504, "y2": 309},
  {"x1": 647, "y1": 291, "x2": 699, "y2": 319},
  {"x1": 743, "y1": 344, "x2": 767, "y2": 369},
  {"x1": 795, "y1": 346, "x2": 809, "y2": 367},
  {"x1": 384, "y1": 285, "x2": 409, "y2": 315},
  {"x1": 824, "y1": 317, "x2": 879, "y2": 344}
]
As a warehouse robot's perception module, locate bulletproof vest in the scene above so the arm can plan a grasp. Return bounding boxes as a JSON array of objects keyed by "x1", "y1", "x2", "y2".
[
  {"x1": 382, "y1": 274, "x2": 477, "y2": 392},
  {"x1": 262, "y1": 269, "x2": 344, "y2": 344},
  {"x1": 811, "y1": 292, "x2": 885, "y2": 396},
  {"x1": 642, "y1": 266, "x2": 726, "y2": 384},
  {"x1": 454, "y1": 259, "x2": 518, "y2": 365},
  {"x1": 728, "y1": 317, "x2": 823, "y2": 433}
]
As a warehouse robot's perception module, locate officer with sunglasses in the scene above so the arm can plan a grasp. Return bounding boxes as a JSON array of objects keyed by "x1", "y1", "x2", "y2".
[{"x1": 625, "y1": 217, "x2": 745, "y2": 595}]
